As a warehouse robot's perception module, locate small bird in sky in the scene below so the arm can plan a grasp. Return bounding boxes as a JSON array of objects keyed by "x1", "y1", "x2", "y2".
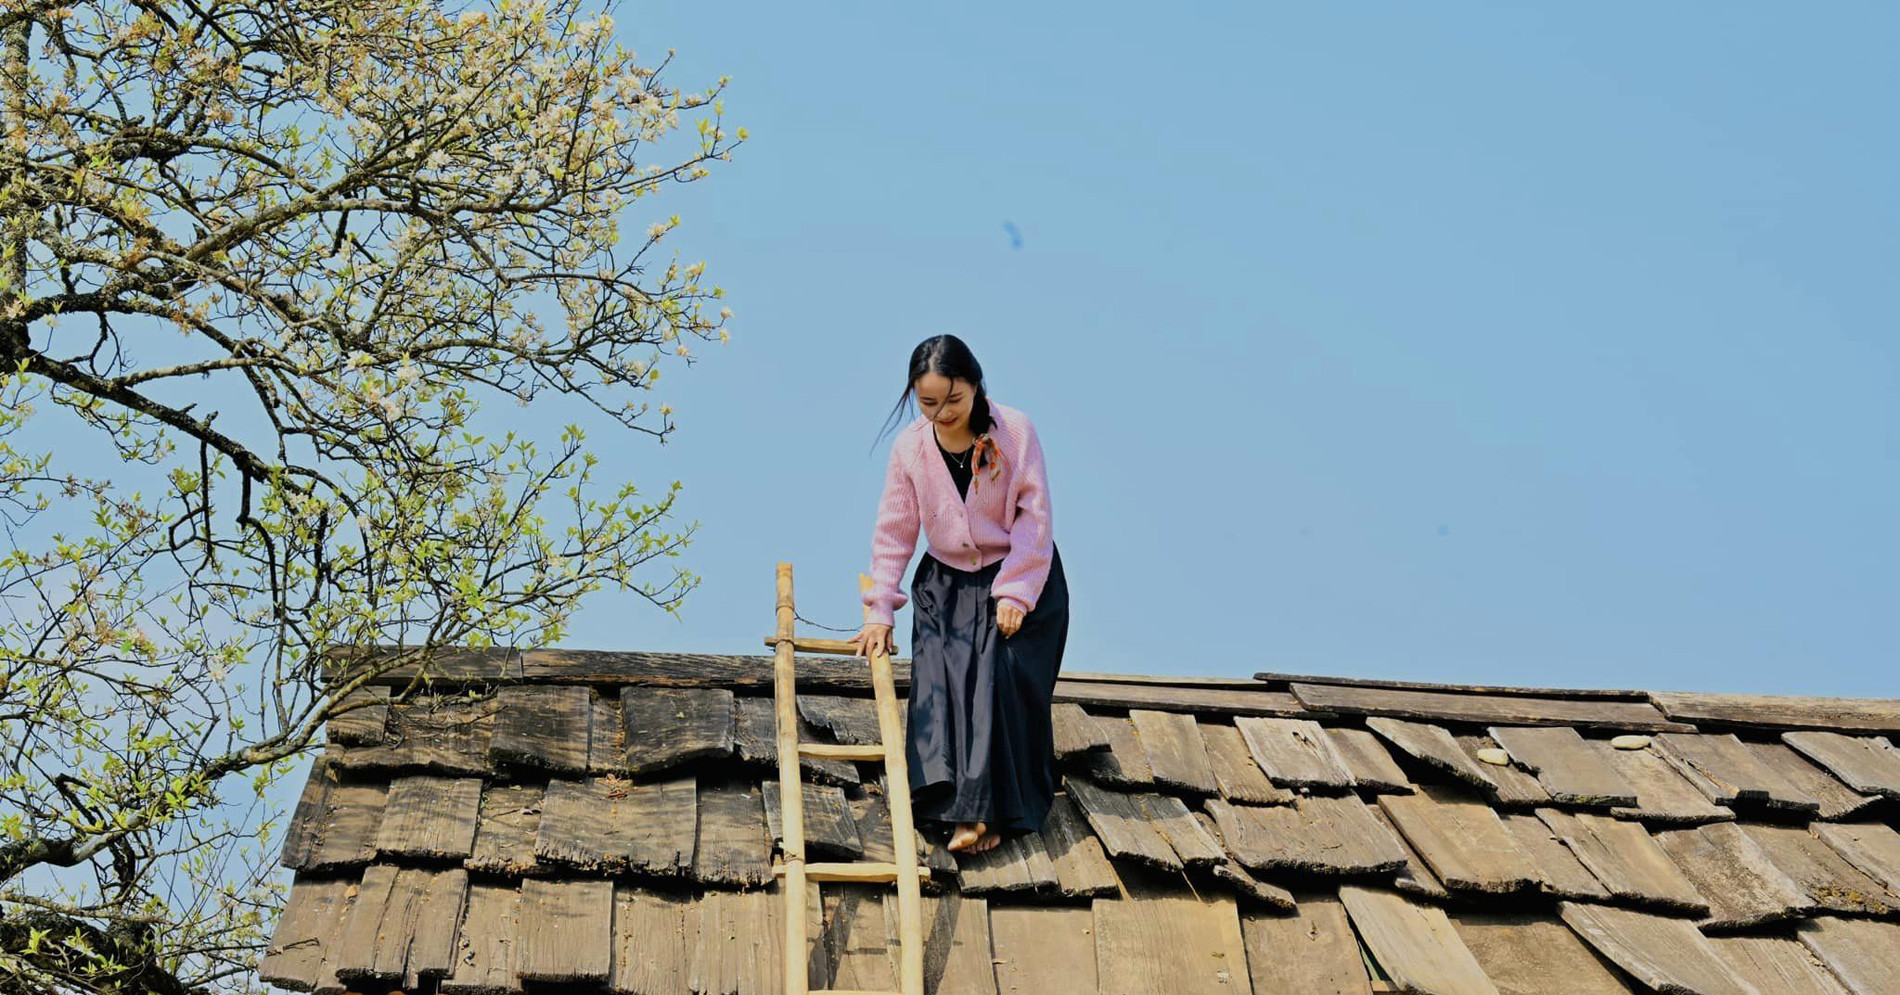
[{"x1": 1002, "y1": 221, "x2": 1022, "y2": 249}]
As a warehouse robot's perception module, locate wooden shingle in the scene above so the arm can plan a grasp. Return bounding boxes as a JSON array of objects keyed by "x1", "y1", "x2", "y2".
[
  {"x1": 335, "y1": 693, "x2": 497, "y2": 776},
  {"x1": 1782, "y1": 732, "x2": 1900, "y2": 800},
  {"x1": 1533, "y1": 808, "x2": 1707, "y2": 914},
  {"x1": 1052, "y1": 701, "x2": 1111, "y2": 758},
  {"x1": 761, "y1": 779, "x2": 864, "y2": 860},
  {"x1": 1129, "y1": 709, "x2": 1218, "y2": 795},
  {"x1": 620, "y1": 686, "x2": 734, "y2": 774},
  {"x1": 607, "y1": 886, "x2": 692, "y2": 995},
  {"x1": 1742, "y1": 823, "x2": 1898, "y2": 917},
  {"x1": 327, "y1": 684, "x2": 390, "y2": 746},
  {"x1": 1707, "y1": 935, "x2": 1851, "y2": 995},
  {"x1": 440, "y1": 881, "x2": 523, "y2": 995},
  {"x1": 1293, "y1": 682, "x2": 1689, "y2": 731},
  {"x1": 305, "y1": 780, "x2": 389, "y2": 870},
  {"x1": 1595, "y1": 739, "x2": 1736, "y2": 825},
  {"x1": 1368, "y1": 717, "x2": 1500, "y2": 793},
  {"x1": 732, "y1": 694, "x2": 858, "y2": 785},
  {"x1": 1234, "y1": 716, "x2": 1357, "y2": 790},
  {"x1": 1812, "y1": 822, "x2": 1900, "y2": 895},
  {"x1": 954, "y1": 826, "x2": 1060, "y2": 894},
  {"x1": 1654, "y1": 733, "x2": 1821, "y2": 814},
  {"x1": 1092, "y1": 867, "x2": 1250, "y2": 995},
  {"x1": 1207, "y1": 793, "x2": 1408, "y2": 876},
  {"x1": 1199, "y1": 722, "x2": 1295, "y2": 804},
  {"x1": 1062, "y1": 774, "x2": 1181, "y2": 871},
  {"x1": 333, "y1": 864, "x2": 469, "y2": 989},
  {"x1": 1746, "y1": 741, "x2": 1877, "y2": 820},
  {"x1": 1651, "y1": 691, "x2": 1900, "y2": 734},
  {"x1": 1489, "y1": 725, "x2": 1638, "y2": 807},
  {"x1": 1377, "y1": 782, "x2": 1543, "y2": 894},
  {"x1": 1453, "y1": 913, "x2": 1637, "y2": 995},
  {"x1": 1240, "y1": 894, "x2": 1371, "y2": 995},
  {"x1": 691, "y1": 777, "x2": 772, "y2": 888},
  {"x1": 1496, "y1": 811, "x2": 1609, "y2": 902},
  {"x1": 373, "y1": 775, "x2": 482, "y2": 859},
  {"x1": 1652, "y1": 822, "x2": 1812, "y2": 931},
  {"x1": 536, "y1": 774, "x2": 698, "y2": 876},
  {"x1": 1796, "y1": 917, "x2": 1900, "y2": 995},
  {"x1": 1558, "y1": 902, "x2": 1762, "y2": 995},
  {"x1": 466, "y1": 783, "x2": 545, "y2": 877},
  {"x1": 1079, "y1": 714, "x2": 1157, "y2": 788},
  {"x1": 1191, "y1": 809, "x2": 1297, "y2": 910},
  {"x1": 1037, "y1": 791, "x2": 1121, "y2": 897},
  {"x1": 1327, "y1": 726, "x2": 1414, "y2": 794},
  {"x1": 516, "y1": 877, "x2": 613, "y2": 983},
  {"x1": 1457, "y1": 732, "x2": 1553, "y2": 806},
  {"x1": 1338, "y1": 886, "x2": 1501, "y2": 995},
  {"x1": 490, "y1": 685, "x2": 592, "y2": 773},
  {"x1": 991, "y1": 904, "x2": 1099, "y2": 994},
  {"x1": 259, "y1": 873, "x2": 361, "y2": 993}
]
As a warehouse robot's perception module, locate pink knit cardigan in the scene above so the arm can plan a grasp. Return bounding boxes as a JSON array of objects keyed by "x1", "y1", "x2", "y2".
[{"x1": 861, "y1": 398, "x2": 1055, "y2": 629}]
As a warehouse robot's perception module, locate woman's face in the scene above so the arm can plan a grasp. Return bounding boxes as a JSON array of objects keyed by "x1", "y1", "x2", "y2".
[{"x1": 915, "y1": 373, "x2": 975, "y2": 432}]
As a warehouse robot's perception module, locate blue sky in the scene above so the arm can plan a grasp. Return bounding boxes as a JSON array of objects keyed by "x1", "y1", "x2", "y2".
[{"x1": 539, "y1": 3, "x2": 1900, "y2": 696}]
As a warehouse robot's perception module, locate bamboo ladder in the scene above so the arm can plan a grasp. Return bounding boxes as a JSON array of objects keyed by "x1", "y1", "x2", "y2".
[{"x1": 766, "y1": 562, "x2": 926, "y2": 995}]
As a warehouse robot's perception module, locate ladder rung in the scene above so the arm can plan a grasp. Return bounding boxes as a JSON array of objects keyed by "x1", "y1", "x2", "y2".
[
  {"x1": 797, "y1": 741, "x2": 888, "y2": 760},
  {"x1": 763, "y1": 634, "x2": 875, "y2": 656},
  {"x1": 774, "y1": 859, "x2": 930, "y2": 883}
]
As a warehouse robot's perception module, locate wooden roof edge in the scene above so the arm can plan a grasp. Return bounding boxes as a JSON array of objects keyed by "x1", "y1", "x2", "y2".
[
  {"x1": 1253, "y1": 670, "x2": 1651, "y2": 701},
  {"x1": 1648, "y1": 689, "x2": 1900, "y2": 734}
]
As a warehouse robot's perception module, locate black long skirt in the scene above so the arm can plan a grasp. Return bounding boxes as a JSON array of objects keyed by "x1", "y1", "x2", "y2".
[{"x1": 906, "y1": 541, "x2": 1069, "y2": 838}]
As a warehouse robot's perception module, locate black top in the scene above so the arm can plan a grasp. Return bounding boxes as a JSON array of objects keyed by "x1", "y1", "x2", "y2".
[{"x1": 937, "y1": 433, "x2": 974, "y2": 501}]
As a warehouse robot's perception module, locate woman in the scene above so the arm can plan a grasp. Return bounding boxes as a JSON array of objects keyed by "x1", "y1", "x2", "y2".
[{"x1": 852, "y1": 334, "x2": 1069, "y2": 855}]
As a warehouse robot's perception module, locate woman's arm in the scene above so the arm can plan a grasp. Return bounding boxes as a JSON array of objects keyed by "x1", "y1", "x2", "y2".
[
  {"x1": 862, "y1": 440, "x2": 921, "y2": 628},
  {"x1": 991, "y1": 418, "x2": 1053, "y2": 615}
]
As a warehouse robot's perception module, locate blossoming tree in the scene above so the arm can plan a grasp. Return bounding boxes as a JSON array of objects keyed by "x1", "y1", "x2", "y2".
[{"x1": 0, "y1": 0, "x2": 740, "y2": 989}]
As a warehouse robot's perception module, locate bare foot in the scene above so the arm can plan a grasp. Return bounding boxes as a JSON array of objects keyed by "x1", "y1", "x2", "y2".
[
  {"x1": 945, "y1": 821, "x2": 986, "y2": 851},
  {"x1": 969, "y1": 828, "x2": 1004, "y2": 852}
]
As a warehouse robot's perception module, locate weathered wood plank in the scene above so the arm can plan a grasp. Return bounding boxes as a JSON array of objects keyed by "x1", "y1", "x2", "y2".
[
  {"x1": 797, "y1": 693, "x2": 884, "y2": 745},
  {"x1": 991, "y1": 904, "x2": 1099, "y2": 994},
  {"x1": 1456, "y1": 732, "x2": 1552, "y2": 805},
  {"x1": 440, "y1": 881, "x2": 523, "y2": 995},
  {"x1": 327, "y1": 684, "x2": 390, "y2": 745},
  {"x1": 1452, "y1": 913, "x2": 1636, "y2": 995},
  {"x1": 1747, "y1": 741, "x2": 1877, "y2": 820},
  {"x1": 373, "y1": 775, "x2": 482, "y2": 859},
  {"x1": 686, "y1": 887, "x2": 791, "y2": 995},
  {"x1": 851, "y1": 777, "x2": 957, "y2": 879},
  {"x1": 1367, "y1": 717, "x2": 1500, "y2": 793},
  {"x1": 1652, "y1": 822, "x2": 1811, "y2": 931},
  {"x1": 910, "y1": 893, "x2": 998, "y2": 995},
  {"x1": 762, "y1": 779, "x2": 865, "y2": 860},
  {"x1": 1240, "y1": 894, "x2": 1372, "y2": 995},
  {"x1": 1133, "y1": 791, "x2": 1226, "y2": 868},
  {"x1": 1651, "y1": 691, "x2": 1900, "y2": 734},
  {"x1": 1558, "y1": 902, "x2": 1762, "y2": 995},
  {"x1": 1190, "y1": 809, "x2": 1297, "y2": 910},
  {"x1": 1129, "y1": 709, "x2": 1218, "y2": 795},
  {"x1": 1796, "y1": 917, "x2": 1900, "y2": 995},
  {"x1": 1052, "y1": 701, "x2": 1110, "y2": 758},
  {"x1": 278, "y1": 751, "x2": 339, "y2": 870},
  {"x1": 1489, "y1": 726, "x2": 1638, "y2": 806},
  {"x1": 691, "y1": 777, "x2": 772, "y2": 888},
  {"x1": 1078, "y1": 714, "x2": 1156, "y2": 788},
  {"x1": 1813, "y1": 822, "x2": 1900, "y2": 895},
  {"x1": 488, "y1": 685, "x2": 592, "y2": 773},
  {"x1": 1496, "y1": 811, "x2": 1609, "y2": 901},
  {"x1": 1370, "y1": 804, "x2": 1451, "y2": 901},
  {"x1": 1337, "y1": 885, "x2": 1502, "y2": 995},
  {"x1": 733, "y1": 694, "x2": 858, "y2": 785},
  {"x1": 1294, "y1": 682, "x2": 1690, "y2": 731},
  {"x1": 516, "y1": 877, "x2": 613, "y2": 983},
  {"x1": 1595, "y1": 739, "x2": 1736, "y2": 825},
  {"x1": 1207, "y1": 793, "x2": 1408, "y2": 876},
  {"x1": 536, "y1": 775, "x2": 697, "y2": 876},
  {"x1": 466, "y1": 783, "x2": 544, "y2": 877},
  {"x1": 1055, "y1": 679, "x2": 1315, "y2": 717},
  {"x1": 1533, "y1": 808, "x2": 1708, "y2": 914},
  {"x1": 1376, "y1": 782, "x2": 1543, "y2": 894},
  {"x1": 1234, "y1": 716, "x2": 1357, "y2": 789},
  {"x1": 259, "y1": 873, "x2": 361, "y2": 993},
  {"x1": 334, "y1": 693, "x2": 499, "y2": 775},
  {"x1": 1061, "y1": 774, "x2": 1181, "y2": 870},
  {"x1": 1328, "y1": 727, "x2": 1414, "y2": 794},
  {"x1": 1707, "y1": 935, "x2": 1851, "y2": 995},
  {"x1": 305, "y1": 780, "x2": 389, "y2": 870},
  {"x1": 1036, "y1": 791, "x2": 1120, "y2": 897},
  {"x1": 1654, "y1": 733, "x2": 1821, "y2": 814},
  {"x1": 620, "y1": 686, "x2": 734, "y2": 775},
  {"x1": 1199, "y1": 722, "x2": 1295, "y2": 804},
  {"x1": 1742, "y1": 823, "x2": 1898, "y2": 916},
  {"x1": 586, "y1": 689, "x2": 628, "y2": 775},
  {"x1": 1782, "y1": 732, "x2": 1900, "y2": 800},
  {"x1": 606, "y1": 885, "x2": 691, "y2": 995},
  {"x1": 333, "y1": 864, "x2": 469, "y2": 988},
  {"x1": 1258, "y1": 670, "x2": 1649, "y2": 699},
  {"x1": 817, "y1": 885, "x2": 897, "y2": 992},
  {"x1": 1093, "y1": 865, "x2": 1251, "y2": 995},
  {"x1": 954, "y1": 823, "x2": 1060, "y2": 894}
]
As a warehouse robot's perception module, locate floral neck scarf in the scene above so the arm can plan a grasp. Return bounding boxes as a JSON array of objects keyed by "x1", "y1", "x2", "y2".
[{"x1": 968, "y1": 433, "x2": 1005, "y2": 492}]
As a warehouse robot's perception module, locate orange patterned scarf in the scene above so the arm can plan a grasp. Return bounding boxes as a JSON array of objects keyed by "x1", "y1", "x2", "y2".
[{"x1": 969, "y1": 433, "x2": 1005, "y2": 492}]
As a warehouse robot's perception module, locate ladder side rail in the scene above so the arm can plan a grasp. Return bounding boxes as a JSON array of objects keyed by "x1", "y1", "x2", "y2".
[
  {"x1": 775, "y1": 563, "x2": 811, "y2": 995},
  {"x1": 859, "y1": 573, "x2": 925, "y2": 995}
]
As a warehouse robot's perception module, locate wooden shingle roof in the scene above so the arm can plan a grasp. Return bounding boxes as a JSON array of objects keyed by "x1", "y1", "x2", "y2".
[{"x1": 261, "y1": 650, "x2": 1900, "y2": 994}]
